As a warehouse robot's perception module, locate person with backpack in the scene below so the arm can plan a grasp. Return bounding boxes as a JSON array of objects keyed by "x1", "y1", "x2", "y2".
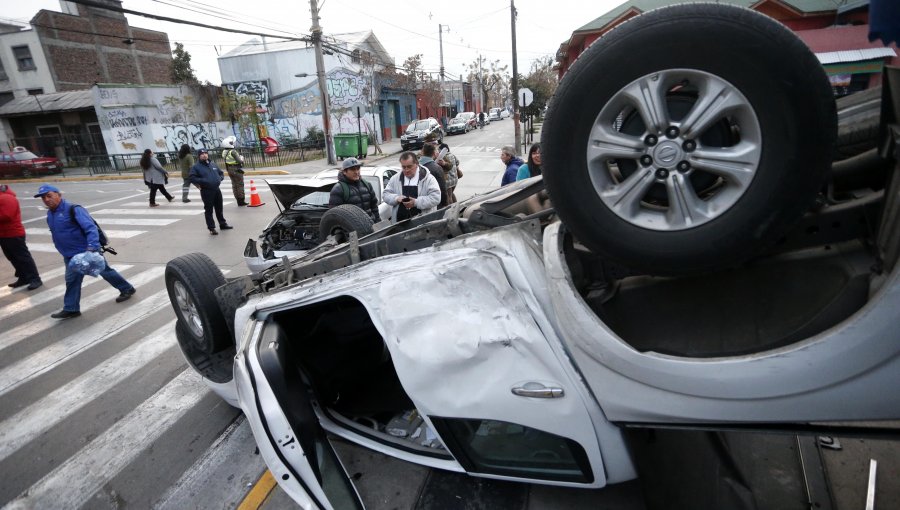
[
  {"x1": 34, "y1": 184, "x2": 136, "y2": 320},
  {"x1": 328, "y1": 157, "x2": 379, "y2": 222}
]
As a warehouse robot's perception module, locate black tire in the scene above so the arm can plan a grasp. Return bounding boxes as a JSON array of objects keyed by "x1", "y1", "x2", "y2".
[
  {"x1": 165, "y1": 253, "x2": 230, "y2": 355},
  {"x1": 175, "y1": 319, "x2": 234, "y2": 384},
  {"x1": 542, "y1": 3, "x2": 835, "y2": 275},
  {"x1": 835, "y1": 86, "x2": 881, "y2": 160},
  {"x1": 319, "y1": 204, "x2": 374, "y2": 243}
]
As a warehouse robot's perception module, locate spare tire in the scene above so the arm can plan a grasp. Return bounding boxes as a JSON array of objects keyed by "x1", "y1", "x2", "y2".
[
  {"x1": 835, "y1": 86, "x2": 881, "y2": 160},
  {"x1": 165, "y1": 253, "x2": 230, "y2": 355},
  {"x1": 542, "y1": 3, "x2": 835, "y2": 275},
  {"x1": 319, "y1": 204, "x2": 374, "y2": 243}
]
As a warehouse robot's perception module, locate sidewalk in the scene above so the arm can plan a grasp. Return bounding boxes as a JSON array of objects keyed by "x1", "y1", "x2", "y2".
[{"x1": 0, "y1": 138, "x2": 405, "y2": 184}]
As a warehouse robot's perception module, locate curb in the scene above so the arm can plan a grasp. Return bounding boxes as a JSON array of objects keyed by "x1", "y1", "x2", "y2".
[{"x1": 0, "y1": 169, "x2": 292, "y2": 184}]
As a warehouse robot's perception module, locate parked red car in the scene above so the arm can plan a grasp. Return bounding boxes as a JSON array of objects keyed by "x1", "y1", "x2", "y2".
[{"x1": 0, "y1": 147, "x2": 63, "y2": 178}]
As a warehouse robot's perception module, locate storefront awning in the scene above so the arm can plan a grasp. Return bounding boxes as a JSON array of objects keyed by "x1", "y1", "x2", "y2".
[{"x1": 0, "y1": 90, "x2": 94, "y2": 117}]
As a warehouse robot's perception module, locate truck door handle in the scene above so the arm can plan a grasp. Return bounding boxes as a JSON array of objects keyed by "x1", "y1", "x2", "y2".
[{"x1": 511, "y1": 382, "x2": 564, "y2": 398}]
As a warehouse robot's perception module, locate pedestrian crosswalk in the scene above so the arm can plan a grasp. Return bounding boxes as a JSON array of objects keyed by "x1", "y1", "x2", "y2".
[{"x1": 0, "y1": 258, "x2": 261, "y2": 508}]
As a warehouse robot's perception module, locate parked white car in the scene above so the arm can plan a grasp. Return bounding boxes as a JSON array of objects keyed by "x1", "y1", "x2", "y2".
[{"x1": 243, "y1": 166, "x2": 398, "y2": 274}]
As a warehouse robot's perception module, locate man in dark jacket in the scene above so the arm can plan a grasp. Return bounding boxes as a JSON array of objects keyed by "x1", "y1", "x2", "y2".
[
  {"x1": 500, "y1": 146, "x2": 524, "y2": 186},
  {"x1": 189, "y1": 148, "x2": 233, "y2": 235},
  {"x1": 419, "y1": 143, "x2": 448, "y2": 207},
  {"x1": 328, "y1": 157, "x2": 380, "y2": 222},
  {"x1": 0, "y1": 184, "x2": 42, "y2": 290},
  {"x1": 35, "y1": 184, "x2": 135, "y2": 319}
]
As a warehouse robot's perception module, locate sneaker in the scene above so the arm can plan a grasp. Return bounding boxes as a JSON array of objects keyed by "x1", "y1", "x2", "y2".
[
  {"x1": 167, "y1": 197, "x2": 174, "y2": 202},
  {"x1": 220, "y1": 224, "x2": 234, "y2": 230},
  {"x1": 116, "y1": 287, "x2": 136, "y2": 303},
  {"x1": 182, "y1": 198, "x2": 191, "y2": 203},
  {"x1": 27, "y1": 280, "x2": 43, "y2": 291},
  {"x1": 8, "y1": 279, "x2": 27, "y2": 288},
  {"x1": 209, "y1": 229, "x2": 218, "y2": 235},
  {"x1": 150, "y1": 203, "x2": 160, "y2": 208},
  {"x1": 51, "y1": 310, "x2": 81, "y2": 320}
]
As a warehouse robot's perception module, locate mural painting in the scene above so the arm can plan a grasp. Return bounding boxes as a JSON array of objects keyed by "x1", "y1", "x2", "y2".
[
  {"x1": 161, "y1": 123, "x2": 222, "y2": 152},
  {"x1": 224, "y1": 80, "x2": 270, "y2": 110}
]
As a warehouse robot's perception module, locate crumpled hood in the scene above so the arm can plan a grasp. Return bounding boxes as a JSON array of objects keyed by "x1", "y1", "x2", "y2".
[{"x1": 268, "y1": 178, "x2": 336, "y2": 209}]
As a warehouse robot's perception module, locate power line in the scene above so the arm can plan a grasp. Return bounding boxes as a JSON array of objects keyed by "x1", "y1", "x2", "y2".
[
  {"x1": 149, "y1": 0, "x2": 299, "y2": 39},
  {"x1": 60, "y1": 0, "x2": 310, "y2": 42}
]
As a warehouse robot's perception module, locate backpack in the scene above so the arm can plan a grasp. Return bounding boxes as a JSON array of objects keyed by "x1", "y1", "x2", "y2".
[{"x1": 69, "y1": 205, "x2": 117, "y2": 255}]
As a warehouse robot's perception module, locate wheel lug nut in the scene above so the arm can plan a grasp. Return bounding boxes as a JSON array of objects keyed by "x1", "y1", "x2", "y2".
[
  {"x1": 677, "y1": 161, "x2": 691, "y2": 172},
  {"x1": 683, "y1": 140, "x2": 696, "y2": 152},
  {"x1": 655, "y1": 168, "x2": 669, "y2": 179},
  {"x1": 644, "y1": 134, "x2": 658, "y2": 146},
  {"x1": 665, "y1": 126, "x2": 680, "y2": 138},
  {"x1": 640, "y1": 155, "x2": 653, "y2": 166}
]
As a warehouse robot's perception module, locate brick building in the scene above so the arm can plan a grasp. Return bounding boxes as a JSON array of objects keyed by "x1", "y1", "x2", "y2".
[
  {"x1": 555, "y1": 0, "x2": 897, "y2": 96},
  {"x1": 0, "y1": 0, "x2": 174, "y2": 154}
]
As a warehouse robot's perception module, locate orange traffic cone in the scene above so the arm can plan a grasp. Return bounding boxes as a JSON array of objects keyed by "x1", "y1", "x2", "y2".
[{"x1": 247, "y1": 180, "x2": 265, "y2": 207}]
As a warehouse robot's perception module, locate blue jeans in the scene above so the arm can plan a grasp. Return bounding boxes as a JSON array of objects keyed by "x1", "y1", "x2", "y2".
[{"x1": 62, "y1": 256, "x2": 134, "y2": 312}]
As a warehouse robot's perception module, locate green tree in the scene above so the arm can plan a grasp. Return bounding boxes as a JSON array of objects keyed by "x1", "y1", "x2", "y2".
[
  {"x1": 171, "y1": 42, "x2": 198, "y2": 84},
  {"x1": 518, "y1": 56, "x2": 557, "y2": 118}
]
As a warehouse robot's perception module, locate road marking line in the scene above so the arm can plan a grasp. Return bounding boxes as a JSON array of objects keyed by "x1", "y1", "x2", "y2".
[
  {"x1": 0, "y1": 271, "x2": 168, "y2": 397},
  {"x1": 21, "y1": 242, "x2": 60, "y2": 252},
  {"x1": 91, "y1": 218, "x2": 181, "y2": 226},
  {"x1": 3, "y1": 369, "x2": 208, "y2": 510},
  {"x1": 0, "y1": 320, "x2": 176, "y2": 462},
  {"x1": 0, "y1": 266, "x2": 163, "y2": 353},
  {"x1": 0, "y1": 264, "x2": 134, "y2": 317},
  {"x1": 154, "y1": 417, "x2": 268, "y2": 510},
  {"x1": 118, "y1": 201, "x2": 233, "y2": 208},
  {"x1": 0, "y1": 267, "x2": 67, "y2": 298},
  {"x1": 236, "y1": 470, "x2": 277, "y2": 510},
  {"x1": 92, "y1": 208, "x2": 204, "y2": 215},
  {"x1": 26, "y1": 228, "x2": 146, "y2": 239},
  {"x1": 21, "y1": 190, "x2": 159, "y2": 224}
]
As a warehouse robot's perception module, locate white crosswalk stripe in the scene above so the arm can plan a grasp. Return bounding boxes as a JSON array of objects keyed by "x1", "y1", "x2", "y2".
[
  {"x1": 93, "y1": 208, "x2": 205, "y2": 216},
  {"x1": 26, "y1": 227, "x2": 146, "y2": 239},
  {"x1": 119, "y1": 201, "x2": 233, "y2": 207},
  {"x1": 0, "y1": 260, "x2": 257, "y2": 507},
  {"x1": 4, "y1": 369, "x2": 208, "y2": 510},
  {"x1": 0, "y1": 266, "x2": 67, "y2": 298},
  {"x1": 91, "y1": 218, "x2": 181, "y2": 226},
  {"x1": 0, "y1": 264, "x2": 134, "y2": 319}
]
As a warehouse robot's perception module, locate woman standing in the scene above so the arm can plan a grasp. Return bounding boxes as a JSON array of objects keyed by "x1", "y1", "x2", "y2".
[
  {"x1": 140, "y1": 149, "x2": 173, "y2": 207},
  {"x1": 176, "y1": 144, "x2": 194, "y2": 203},
  {"x1": 516, "y1": 143, "x2": 542, "y2": 181}
]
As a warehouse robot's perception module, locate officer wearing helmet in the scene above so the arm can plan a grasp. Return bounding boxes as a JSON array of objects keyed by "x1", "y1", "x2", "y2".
[
  {"x1": 328, "y1": 157, "x2": 379, "y2": 222},
  {"x1": 221, "y1": 136, "x2": 246, "y2": 206}
]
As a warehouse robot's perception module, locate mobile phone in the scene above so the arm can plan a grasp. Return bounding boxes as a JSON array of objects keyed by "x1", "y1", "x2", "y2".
[{"x1": 401, "y1": 196, "x2": 411, "y2": 203}]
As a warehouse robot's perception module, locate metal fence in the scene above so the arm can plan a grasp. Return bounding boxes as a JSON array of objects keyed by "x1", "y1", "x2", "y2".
[{"x1": 70, "y1": 141, "x2": 328, "y2": 177}]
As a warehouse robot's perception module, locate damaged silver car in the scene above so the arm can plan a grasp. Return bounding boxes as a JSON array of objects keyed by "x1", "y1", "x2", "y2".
[{"x1": 166, "y1": 4, "x2": 900, "y2": 508}]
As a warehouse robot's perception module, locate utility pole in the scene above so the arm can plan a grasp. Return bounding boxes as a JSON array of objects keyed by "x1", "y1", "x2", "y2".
[
  {"x1": 439, "y1": 24, "x2": 449, "y2": 124},
  {"x1": 310, "y1": 0, "x2": 336, "y2": 165},
  {"x1": 510, "y1": 0, "x2": 521, "y2": 154}
]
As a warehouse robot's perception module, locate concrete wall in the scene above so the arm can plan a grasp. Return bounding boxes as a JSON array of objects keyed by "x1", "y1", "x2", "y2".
[{"x1": 93, "y1": 84, "x2": 229, "y2": 155}]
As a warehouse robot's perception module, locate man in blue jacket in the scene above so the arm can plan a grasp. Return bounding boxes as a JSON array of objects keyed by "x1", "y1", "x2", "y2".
[
  {"x1": 35, "y1": 184, "x2": 136, "y2": 320},
  {"x1": 189, "y1": 148, "x2": 233, "y2": 235},
  {"x1": 500, "y1": 146, "x2": 524, "y2": 186}
]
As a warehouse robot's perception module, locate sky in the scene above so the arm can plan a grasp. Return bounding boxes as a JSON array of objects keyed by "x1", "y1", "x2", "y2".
[{"x1": 1, "y1": 0, "x2": 627, "y2": 85}]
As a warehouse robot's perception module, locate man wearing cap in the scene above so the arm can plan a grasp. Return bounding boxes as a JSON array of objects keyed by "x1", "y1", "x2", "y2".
[
  {"x1": 189, "y1": 148, "x2": 233, "y2": 235},
  {"x1": 35, "y1": 184, "x2": 136, "y2": 319},
  {"x1": 1, "y1": 184, "x2": 42, "y2": 290},
  {"x1": 328, "y1": 157, "x2": 379, "y2": 222}
]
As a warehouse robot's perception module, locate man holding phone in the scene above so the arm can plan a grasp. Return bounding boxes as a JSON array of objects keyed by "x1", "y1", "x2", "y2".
[{"x1": 382, "y1": 152, "x2": 441, "y2": 223}]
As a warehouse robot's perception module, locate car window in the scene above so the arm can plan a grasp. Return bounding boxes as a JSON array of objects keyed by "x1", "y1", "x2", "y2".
[
  {"x1": 430, "y1": 417, "x2": 593, "y2": 483},
  {"x1": 0, "y1": 155, "x2": 12, "y2": 163},
  {"x1": 382, "y1": 170, "x2": 396, "y2": 186},
  {"x1": 412, "y1": 121, "x2": 430, "y2": 131},
  {"x1": 292, "y1": 191, "x2": 330, "y2": 208}
]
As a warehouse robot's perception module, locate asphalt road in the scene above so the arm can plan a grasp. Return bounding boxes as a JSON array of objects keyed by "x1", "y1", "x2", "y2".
[{"x1": 2, "y1": 120, "x2": 896, "y2": 510}]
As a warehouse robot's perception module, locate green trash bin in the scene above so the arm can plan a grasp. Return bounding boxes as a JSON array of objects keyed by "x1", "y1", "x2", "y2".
[{"x1": 334, "y1": 133, "x2": 369, "y2": 159}]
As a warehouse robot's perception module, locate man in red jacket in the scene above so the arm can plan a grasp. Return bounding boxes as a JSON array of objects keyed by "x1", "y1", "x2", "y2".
[{"x1": 0, "y1": 184, "x2": 42, "y2": 290}]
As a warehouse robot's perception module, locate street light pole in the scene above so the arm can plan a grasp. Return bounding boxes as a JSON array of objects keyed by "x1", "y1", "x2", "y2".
[
  {"x1": 310, "y1": 0, "x2": 336, "y2": 165},
  {"x1": 510, "y1": 0, "x2": 521, "y2": 154}
]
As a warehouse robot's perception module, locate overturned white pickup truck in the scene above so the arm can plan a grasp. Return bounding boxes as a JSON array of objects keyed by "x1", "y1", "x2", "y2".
[{"x1": 165, "y1": 4, "x2": 900, "y2": 508}]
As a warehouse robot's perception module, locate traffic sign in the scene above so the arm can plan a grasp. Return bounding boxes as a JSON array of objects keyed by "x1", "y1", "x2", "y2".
[{"x1": 518, "y1": 87, "x2": 534, "y2": 107}]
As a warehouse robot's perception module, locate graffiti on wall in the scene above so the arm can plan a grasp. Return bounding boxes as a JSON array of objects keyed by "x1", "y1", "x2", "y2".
[
  {"x1": 157, "y1": 96, "x2": 197, "y2": 124},
  {"x1": 326, "y1": 68, "x2": 368, "y2": 109},
  {"x1": 225, "y1": 80, "x2": 270, "y2": 110},
  {"x1": 161, "y1": 123, "x2": 222, "y2": 152}
]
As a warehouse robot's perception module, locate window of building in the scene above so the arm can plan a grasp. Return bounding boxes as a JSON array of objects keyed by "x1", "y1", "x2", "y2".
[
  {"x1": 0, "y1": 92, "x2": 13, "y2": 106},
  {"x1": 27, "y1": 88, "x2": 43, "y2": 96},
  {"x1": 352, "y1": 49, "x2": 361, "y2": 63},
  {"x1": 0, "y1": 59, "x2": 7, "y2": 81},
  {"x1": 12, "y1": 45, "x2": 36, "y2": 71}
]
